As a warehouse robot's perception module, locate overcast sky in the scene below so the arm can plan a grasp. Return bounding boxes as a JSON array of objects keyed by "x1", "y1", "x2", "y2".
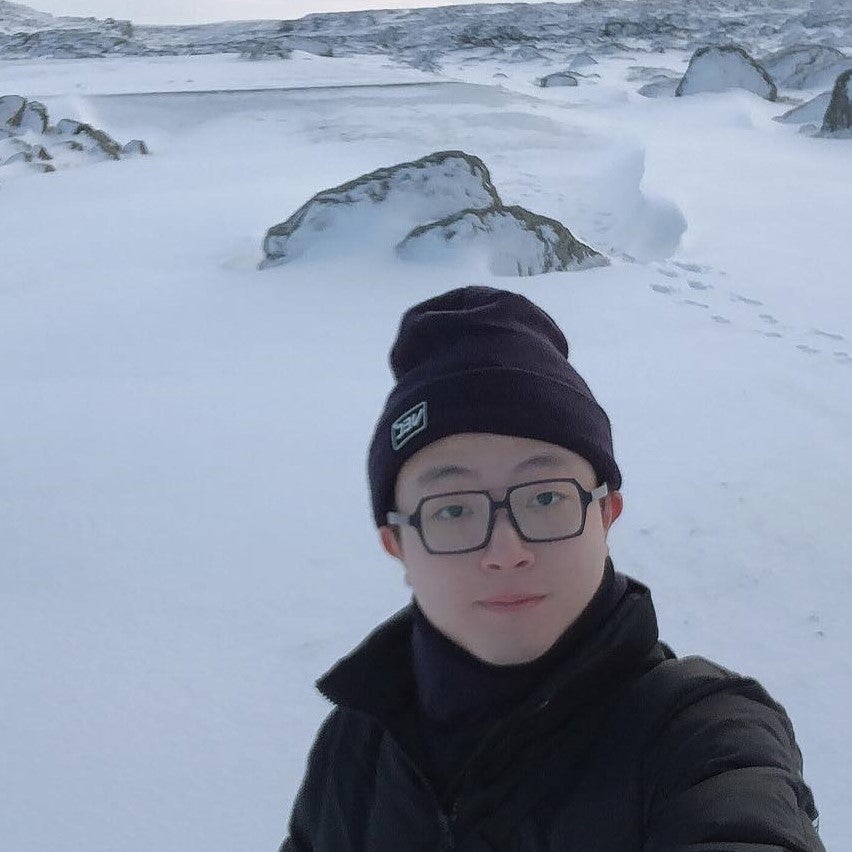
[{"x1": 29, "y1": 0, "x2": 559, "y2": 26}]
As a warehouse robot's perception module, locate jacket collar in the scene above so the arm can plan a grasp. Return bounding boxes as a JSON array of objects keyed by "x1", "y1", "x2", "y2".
[{"x1": 316, "y1": 569, "x2": 660, "y2": 727}]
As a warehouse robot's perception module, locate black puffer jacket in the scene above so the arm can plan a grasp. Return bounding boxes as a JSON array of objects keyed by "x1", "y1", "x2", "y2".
[{"x1": 279, "y1": 575, "x2": 823, "y2": 852}]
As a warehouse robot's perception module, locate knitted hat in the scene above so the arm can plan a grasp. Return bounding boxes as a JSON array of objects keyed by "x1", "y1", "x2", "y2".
[{"x1": 367, "y1": 286, "x2": 621, "y2": 527}]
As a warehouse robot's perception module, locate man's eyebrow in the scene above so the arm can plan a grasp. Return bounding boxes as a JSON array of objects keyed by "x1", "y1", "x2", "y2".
[
  {"x1": 514, "y1": 452, "x2": 572, "y2": 473},
  {"x1": 415, "y1": 453, "x2": 570, "y2": 487},
  {"x1": 416, "y1": 464, "x2": 475, "y2": 487}
]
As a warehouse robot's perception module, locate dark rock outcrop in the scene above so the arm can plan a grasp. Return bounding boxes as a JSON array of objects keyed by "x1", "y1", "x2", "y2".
[{"x1": 821, "y1": 69, "x2": 852, "y2": 134}]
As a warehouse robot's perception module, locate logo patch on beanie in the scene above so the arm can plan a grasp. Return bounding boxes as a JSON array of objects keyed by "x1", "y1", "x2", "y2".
[{"x1": 391, "y1": 401, "x2": 427, "y2": 450}]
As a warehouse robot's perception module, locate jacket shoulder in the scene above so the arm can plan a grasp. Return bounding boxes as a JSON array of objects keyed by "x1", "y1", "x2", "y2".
[{"x1": 633, "y1": 656, "x2": 823, "y2": 850}]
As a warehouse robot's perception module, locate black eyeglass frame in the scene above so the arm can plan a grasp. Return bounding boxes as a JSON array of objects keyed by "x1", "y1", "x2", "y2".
[{"x1": 386, "y1": 477, "x2": 609, "y2": 555}]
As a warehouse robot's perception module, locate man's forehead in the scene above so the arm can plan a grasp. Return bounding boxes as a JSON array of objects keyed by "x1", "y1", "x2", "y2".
[
  {"x1": 396, "y1": 434, "x2": 594, "y2": 494},
  {"x1": 413, "y1": 452, "x2": 576, "y2": 486}
]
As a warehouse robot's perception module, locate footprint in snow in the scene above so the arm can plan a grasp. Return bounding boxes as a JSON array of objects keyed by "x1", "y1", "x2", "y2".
[
  {"x1": 834, "y1": 351, "x2": 852, "y2": 364},
  {"x1": 681, "y1": 299, "x2": 709, "y2": 308},
  {"x1": 687, "y1": 279, "x2": 712, "y2": 291},
  {"x1": 796, "y1": 344, "x2": 821, "y2": 355},
  {"x1": 811, "y1": 329, "x2": 846, "y2": 342},
  {"x1": 671, "y1": 261, "x2": 710, "y2": 273},
  {"x1": 651, "y1": 283, "x2": 675, "y2": 294},
  {"x1": 658, "y1": 268, "x2": 679, "y2": 279},
  {"x1": 761, "y1": 331, "x2": 784, "y2": 338},
  {"x1": 711, "y1": 315, "x2": 731, "y2": 324},
  {"x1": 730, "y1": 293, "x2": 764, "y2": 306},
  {"x1": 759, "y1": 313, "x2": 779, "y2": 325}
]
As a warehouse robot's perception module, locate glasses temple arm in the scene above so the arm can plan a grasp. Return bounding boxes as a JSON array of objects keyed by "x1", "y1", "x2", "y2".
[{"x1": 590, "y1": 483, "x2": 609, "y2": 501}]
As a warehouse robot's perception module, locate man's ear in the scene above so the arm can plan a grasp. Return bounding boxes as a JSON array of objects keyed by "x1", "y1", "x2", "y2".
[
  {"x1": 379, "y1": 526, "x2": 404, "y2": 561},
  {"x1": 601, "y1": 490, "x2": 623, "y2": 532}
]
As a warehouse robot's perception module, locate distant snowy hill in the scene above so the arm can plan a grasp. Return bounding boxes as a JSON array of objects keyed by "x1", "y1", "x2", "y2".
[
  {"x1": 1, "y1": 0, "x2": 851, "y2": 62},
  {"x1": 0, "y1": 0, "x2": 57, "y2": 32}
]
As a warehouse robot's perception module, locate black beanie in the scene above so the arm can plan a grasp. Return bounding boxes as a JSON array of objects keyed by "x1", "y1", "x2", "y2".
[{"x1": 367, "y1": 286, "x2": 621, "y2": 527}]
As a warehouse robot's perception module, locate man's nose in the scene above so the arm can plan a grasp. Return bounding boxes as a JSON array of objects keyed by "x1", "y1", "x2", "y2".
[{"x1": 480, "y1": 506, "x2": 533, "y2": 571}]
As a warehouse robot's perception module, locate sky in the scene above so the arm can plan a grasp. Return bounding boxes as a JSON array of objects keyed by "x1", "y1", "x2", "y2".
[{"x1": 24, "y1": 0, "x2": 560, "y2": 26}]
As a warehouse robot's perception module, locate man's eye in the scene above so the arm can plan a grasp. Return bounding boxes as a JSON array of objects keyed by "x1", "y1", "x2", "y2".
[
  {"x1": 435, "y1": 505, "x2": 466, "y2": 520},
  {"x1": 532, "y1": 491, "x2": 563, "y2": 507}
]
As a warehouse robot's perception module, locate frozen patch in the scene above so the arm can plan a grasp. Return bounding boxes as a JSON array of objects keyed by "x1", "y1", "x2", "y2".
[{"x1": 391, "y1": 401, "x2": 427, "y2": 450}]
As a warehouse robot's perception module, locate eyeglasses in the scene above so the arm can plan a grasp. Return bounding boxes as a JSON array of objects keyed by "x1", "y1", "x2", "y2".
[{"x1": 386, "y1": 478, "x2": 609, "y2": 555}]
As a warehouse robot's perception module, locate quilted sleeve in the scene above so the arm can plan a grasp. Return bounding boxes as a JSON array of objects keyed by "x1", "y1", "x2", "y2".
[{"x1": 642, "y1": 676, "x2": 824, "y2": 852}]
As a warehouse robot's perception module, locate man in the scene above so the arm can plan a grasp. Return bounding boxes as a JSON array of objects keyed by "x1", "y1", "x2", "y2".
[{"x1": 280, "y1": 285, "x2": 823, "y2": 851}]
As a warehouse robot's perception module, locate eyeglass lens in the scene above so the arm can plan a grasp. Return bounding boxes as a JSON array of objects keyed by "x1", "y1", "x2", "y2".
[{"x1": 419, "y1": 480, "x2": 585, "y2": 554}]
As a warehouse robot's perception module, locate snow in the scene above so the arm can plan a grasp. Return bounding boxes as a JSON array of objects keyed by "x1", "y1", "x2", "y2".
[{"x1": 2, "y1": 1, "x2": 852, "y2": 851}]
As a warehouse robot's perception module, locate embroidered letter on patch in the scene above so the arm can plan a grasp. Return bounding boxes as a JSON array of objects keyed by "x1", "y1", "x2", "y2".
[{"x1": 391, "y1": 401, "x2": 427, "y2": 450}]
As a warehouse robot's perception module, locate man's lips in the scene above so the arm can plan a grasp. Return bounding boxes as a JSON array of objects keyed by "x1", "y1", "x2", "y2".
[{"x1": 476, "y1": 594, "x2": 547, "y2": 612}]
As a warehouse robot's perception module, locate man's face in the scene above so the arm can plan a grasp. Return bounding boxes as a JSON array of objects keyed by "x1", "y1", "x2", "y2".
[{"x1": 379, "y1": 433, "x2": 623, "y2": 665}]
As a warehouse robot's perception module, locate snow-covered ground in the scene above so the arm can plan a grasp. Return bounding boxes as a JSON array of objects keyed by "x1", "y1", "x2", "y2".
[{"x1": 2, "y1": 3, "x2": 851, "y2": 851}]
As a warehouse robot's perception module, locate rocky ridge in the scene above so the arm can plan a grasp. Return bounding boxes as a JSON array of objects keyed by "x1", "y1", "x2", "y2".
[{"x1": 1, "y1": 0, "x2": 850, "y2": 68}]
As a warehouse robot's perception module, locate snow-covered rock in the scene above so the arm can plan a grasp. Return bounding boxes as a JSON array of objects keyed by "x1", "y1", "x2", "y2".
[
  {"x1": 821, "y1": 69, "x2": 852, "y2": 135},
  {"x1": 569, "y1": 52, "x2": 598, "y2": 70},
  {"x1": 122, "y1": 139, "x2": 149, "y2": 155},
  {"x1": 261, "y1": 151, "x2": 502, "y2": 267},
  {"x1": 507, "y1": 45, "x2": 545, "y2": 63},
  {"x1": 601, "y1": 20, "x2": 646, "y2": 39},
  {"x1": 54, "y1": 118, "x2": 122, "y2": 159},
  {"x1": 775, "y1": 92, "x2": 833, "y2": 125},
  {"x1": 537, "y1": 72, "x2": 579, "y2": 88},
  {"x1": 396, "y1": 205, "x2": 607, "y2": 277},
  {"x1": 760, "y1": 44, "x2": 849, "y2": 90},
  {"x1": 637, "y1": 74, "x2": 680, "y2": 98},
  {"x1": 627, "y1": 65, "x2": 682, "y2": 82},
  {"x1": 19, "y1": 99, "x2": 48, "y2": 133},
  {"x1": 0, "y1": 19, "x2": 135, "y2": 58},
  {"x1": 1, "y1": 94, "x2": 26, "y2": 126},
  {"x1": 278, "y1": 37, "x2": 332, "y2": 58},
  {"x1": 676, "y1": 44, "x2": 777, "y2": 101},
  {"x1": 239, "y1": 40, "x2": 293, "y2": 61},
  {"x1": 0, "y1": 95, "x2": 148, "y2": 174},
  {"x1": 457, "y1": 22, "x2": 528, "y2": 48},
  {"x1": 1, "y1": 138, "x2": 54, "y2": 170}
]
